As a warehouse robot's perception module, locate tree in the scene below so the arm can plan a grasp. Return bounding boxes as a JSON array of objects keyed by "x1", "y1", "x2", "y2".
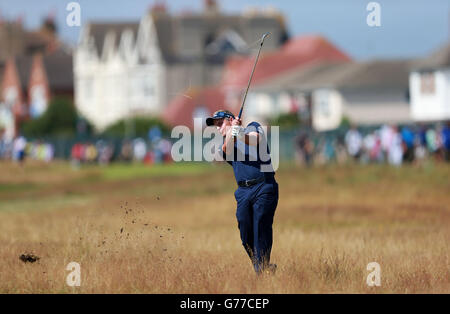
[
  {"x1": 21, "y1": 96, "x2": 80, "y2": 137},
  {"x1": 339, "y1": 115, "x2": 351, "y2": 129},
  {"x1": 269, "y1": 112, "x2": 301, "y2": 130},
  {"x1": 102, "y1": 117, "x2": 169, "y2": 138}
]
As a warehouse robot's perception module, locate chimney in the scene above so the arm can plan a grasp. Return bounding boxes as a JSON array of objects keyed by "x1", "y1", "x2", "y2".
[
  {"x1": 16, "y1": 14, "x2": 24, "y2": 25},
  {"x1": 204, "y1": 0, "x2": 219, "y2": 14},
  {"x1": 151, "y1": 1, "x2": 167, "y2": 16},
  {"x1": 41, "y1": 10, "x2": 58, "y2": 36}
]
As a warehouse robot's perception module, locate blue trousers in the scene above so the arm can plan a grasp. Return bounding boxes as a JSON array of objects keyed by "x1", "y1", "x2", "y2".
[{"x1": 234, "y1": 179, "x2": 279, "y2": 273}]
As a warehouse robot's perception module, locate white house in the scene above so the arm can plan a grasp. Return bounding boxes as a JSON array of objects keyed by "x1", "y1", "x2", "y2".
[
  {"x1": 409, "y1": 43, "x2": 450, "y2": 122},
  {"x1": 74, "y1": 2, "x2": 287, "y2": 131},
  {"x1": 74, "y1": 19, "x2": 162, "y2": 131}
]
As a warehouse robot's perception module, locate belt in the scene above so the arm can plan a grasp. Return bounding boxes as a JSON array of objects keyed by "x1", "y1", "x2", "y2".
[{"x1": 238, "y1": 176, "x2": 265, "y2": 188}]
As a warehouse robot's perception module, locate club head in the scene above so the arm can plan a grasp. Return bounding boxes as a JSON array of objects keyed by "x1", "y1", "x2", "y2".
[{"x1": 261, "y1": 32, "x2": 271, "y2": 42}]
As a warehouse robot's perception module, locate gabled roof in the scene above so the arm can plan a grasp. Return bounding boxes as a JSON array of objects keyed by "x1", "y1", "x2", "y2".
[
  {"x1": 14, "y1": 56, "x2": 33, "y2": 90},
  {"x1": 252, "y1": 61, "x2": 345, "y2": 91},
  {"x1": 308, "y1": 59, "x2": 412, "y2": 90},
  {"x1": 221, "y1": 35, "x2": 351, "y2": 89},
  {"x1": 253, "y1": 59, "x2": 412, "y2": 92},
  {"x1": 411, "y1": 42, "x2": 450, "y2": 71},
  {"x1": 82, "y1": 9, "x2": 287, "y2": 65},
  {"x1": 3, "y1": 49, "x2": 72, "y2": 93},
  {"x1": 86, "y1": 22, "x2": 139, "y2": 57},
  {"x1": 0, "y1": 62, "x2": 5, "y2": 91},
  {"x1": 43, "y1": 48, "x2": 73, "y2": 91},
  {"x1": 0, "y1": 20, "x2": 59, "y2": 62},
  {"x1": 149, "y1": 11, "x2": 287, "y2": 64}
]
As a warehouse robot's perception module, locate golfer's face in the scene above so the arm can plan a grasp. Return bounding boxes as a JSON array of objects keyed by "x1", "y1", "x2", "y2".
[{"x1": 213, "y1": 118, "x2": 229, "y2": 136}]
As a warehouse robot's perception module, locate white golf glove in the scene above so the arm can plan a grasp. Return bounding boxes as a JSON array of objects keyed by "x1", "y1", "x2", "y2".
[{"x1": 231, "y1": 125, "x2": 245, "y2": 140}]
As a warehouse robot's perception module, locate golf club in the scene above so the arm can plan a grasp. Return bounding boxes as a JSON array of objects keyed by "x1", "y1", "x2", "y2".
[{"x1": 237, "y1": 32, "x2": 270, "y2": 120}]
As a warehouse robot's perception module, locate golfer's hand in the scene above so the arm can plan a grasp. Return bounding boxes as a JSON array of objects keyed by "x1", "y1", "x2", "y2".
[
  {"x1": 232, "y1": 117, "x2": 242, "y2": 126},
  {"x1": 231, "y1": 125, "x2": 244, "y2": 139}
]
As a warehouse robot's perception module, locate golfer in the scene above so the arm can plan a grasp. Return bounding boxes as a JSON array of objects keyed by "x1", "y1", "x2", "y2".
[{"x1": 206, "y1": 110, "x2": 279, "y2": 275}]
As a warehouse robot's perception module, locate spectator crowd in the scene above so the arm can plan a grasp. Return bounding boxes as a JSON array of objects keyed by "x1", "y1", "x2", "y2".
[
  {"x1": 0, "y1": 126, "x2": 173, "y2": 166},
  {"x1": 70, "y1": 137, "x2": 172, "y2": 168},
  {"x1": 295, "y1": 123, "x2": 450, "y2": 166},
  {"x1": 0, "y1": 135, "x2": 54, "y2": 164},
  {"x1": 2, "y1": 123, "x2": 450, "y2": 167}
]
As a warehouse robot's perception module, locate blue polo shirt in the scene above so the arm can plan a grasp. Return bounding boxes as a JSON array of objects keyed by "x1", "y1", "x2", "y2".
[{"x1": 222, "y1": 122, "x2": 275, "y2": 184}]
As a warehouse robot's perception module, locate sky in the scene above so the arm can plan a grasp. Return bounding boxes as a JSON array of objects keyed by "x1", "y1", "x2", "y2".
[{"x1": 0, "y1": 0, "x2": 448, "y2": 60}]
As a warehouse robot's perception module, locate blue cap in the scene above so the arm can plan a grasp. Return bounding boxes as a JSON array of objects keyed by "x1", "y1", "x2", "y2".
[{"x1": 206, "y1": 110, "x2": 235, "y2": 126}]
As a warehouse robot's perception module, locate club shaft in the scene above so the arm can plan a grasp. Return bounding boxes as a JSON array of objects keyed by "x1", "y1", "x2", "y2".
[{"x1": 238, "y1": 41, "x2": 265, "y2": 119}]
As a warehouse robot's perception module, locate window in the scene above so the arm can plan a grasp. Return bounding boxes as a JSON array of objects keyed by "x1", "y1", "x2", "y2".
[
  {"x1": 315, "y1": 90, "x2": 330, "y2": 117},
  {"x1": 84, "y1": 78, "x2": 93, "y2": 100},
  {"x1": 420, "y1": 71, "x2": 435, "y2": 94},
  {"x1": 30, "y1": 85, "x2": 47, "y2": 118},
  {"x1": 5, "y1": 87, "x2": 18, "y2": 109},
  {"x1": 142, "y1": 76, "x2": 154, "y2": 97}
]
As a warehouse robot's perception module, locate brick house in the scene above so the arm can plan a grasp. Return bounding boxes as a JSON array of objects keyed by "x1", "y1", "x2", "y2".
[
  {"x1": 0, "y1": 48, "x2": 73, "y2": 139},
  {"x1": 0, "y1": 16, "x2": 72, "y2": 139}
]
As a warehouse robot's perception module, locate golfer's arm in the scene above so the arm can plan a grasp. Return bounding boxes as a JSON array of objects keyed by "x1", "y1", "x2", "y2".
[
  {"x1": 222, "y1": 128, "x2": 235, "y2": 154},
  {"x1": 244, "y1": 131, "x2": 261, "y2": 146},
  {"x1": 223, "y1": 131, "x2": 261, "y2": 152}
]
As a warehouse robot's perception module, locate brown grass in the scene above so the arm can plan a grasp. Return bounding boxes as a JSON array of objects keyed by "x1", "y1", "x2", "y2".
[{"x1": 0, "y1": 160, "x2": 449, "y2": 293}]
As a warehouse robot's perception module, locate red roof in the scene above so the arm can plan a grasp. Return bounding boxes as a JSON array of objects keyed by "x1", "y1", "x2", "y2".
[
  {"x1": 164, "y1": 35, "x2": 351, "y2": 128},
  {"x1": 222, "y1": 35, "x2": 351, "y2": 89},
  {"x1": 163, "y1": 86, "x2": 233, "y2": 129}
]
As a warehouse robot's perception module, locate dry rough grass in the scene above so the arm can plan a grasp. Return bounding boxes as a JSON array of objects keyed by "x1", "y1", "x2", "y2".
[{"x1": 0, "y1": 160, "x2": 449, "y2": 293}]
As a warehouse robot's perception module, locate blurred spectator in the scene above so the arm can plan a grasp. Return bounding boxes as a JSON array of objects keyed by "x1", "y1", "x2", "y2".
[
  {"x1": 96, "y1": 140, "x2": 114, "y2": 166},
  {"x1": 380, "y1": 124, "x2": 394, "y2": 161},
  {"x1": 148, "y1": 126, "x2": 162, "y2": 143},
  {"x1": 442, "y1": 122, "x2": 450, "y2": 161},
  {"x1": 0, "y1": 129, "x2": 10, "y2": 160},
  {"x1": 418, "y1": 125, "x2": 427, "y2": 147},
  {"x1": 335, "y1": 140, "x2": 348, "y2": 164},
  {"x1": 120, "y1": 140, "x2": 133, "y2": 162},
  {"x1": 401, "y1": 126, "x2": 415, "y2": 163},
  {"x1": 158, "y1": 138, "x2": 172, "y2": 163},
  {"x1": 71, "y1": 143, "x2": 83, "y2": 168},
  {"x1": 133, "y1": 138, "x2": 147, "y2": 162},
  {"x1": 387, "y1": 126, "x2": 403, "y2": 166},
  {"x1": 323, "y1": 138, "x2": 336, "y2": 163},
  {"x1": 26, "y1": 141, "x2": 54, "y2": 162},
  {"x1": 362, "y1": 132, "x2": 375, "y2": 163},
  {"x1": 414, "y1": 137, "x2": 427, "y2": 165},
  {"x1": 314, "y1": 139, "x2": 326, "y2": 165},
  {"x1": 151, "y1": 138, "x2": 173, "y2": 164},
  {"x1": 345, "y1": 126, "x2": 362, "y2": 161},
  {"x1": 425, "y1": 128, "x2": 438, "y2": 154},
  {"x1": 294, "y1": 132, "x2": 313, "y2": 166},
  {"x1": 12, "y1": 135, "x2": 27, "y2": 164},
  {"x1": 85, "y1": 143, "x2": 98, "y2": 163},
  {"x1": 371, "y1": 131, "x2": 383, "y2": 163}
]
